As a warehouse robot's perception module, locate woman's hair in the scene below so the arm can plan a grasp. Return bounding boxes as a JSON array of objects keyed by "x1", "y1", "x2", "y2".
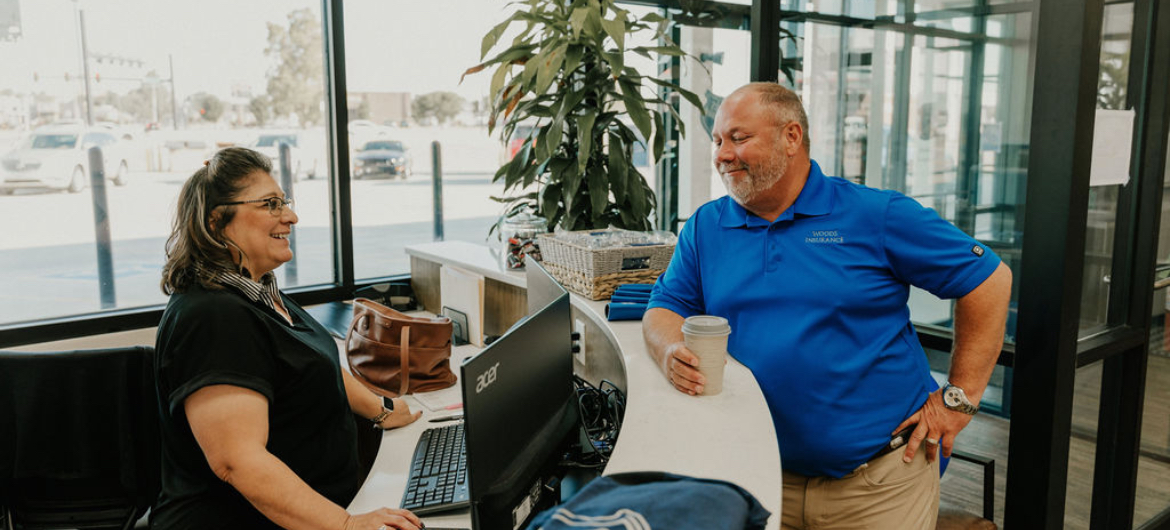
[
  {"x1": 160, "y1": 147, "x2": 273, "y2": 294},
  {"x1": 743, "y1": 82, "x2": 811, "y2": 152}
]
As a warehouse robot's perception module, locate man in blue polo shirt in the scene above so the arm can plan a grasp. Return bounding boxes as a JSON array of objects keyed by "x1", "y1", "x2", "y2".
[{"x1": 644, "y1": 82, "x2": 1012, "y2": 529}]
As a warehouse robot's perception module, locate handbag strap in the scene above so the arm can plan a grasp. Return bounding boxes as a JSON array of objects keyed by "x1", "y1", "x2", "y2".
[{"x1": 399, "y1": 326, "x2": 411, "y2": 396}]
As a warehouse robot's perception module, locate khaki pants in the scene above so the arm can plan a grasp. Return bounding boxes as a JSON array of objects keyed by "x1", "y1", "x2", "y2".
[{"x1": 781, "y1": 448, "x2": 939, "y2": 530}]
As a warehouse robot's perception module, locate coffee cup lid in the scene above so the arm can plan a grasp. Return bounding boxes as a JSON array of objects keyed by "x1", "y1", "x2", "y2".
[{"x1": 682, "y1": 315, "x2": 730, "y2": 335}]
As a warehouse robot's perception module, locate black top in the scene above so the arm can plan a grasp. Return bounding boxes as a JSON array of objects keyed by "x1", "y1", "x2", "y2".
[{"x1": 152, "y1": 283, "x2": 360, "y2": 530}]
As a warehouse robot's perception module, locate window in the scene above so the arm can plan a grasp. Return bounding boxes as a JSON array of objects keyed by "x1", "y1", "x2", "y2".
[
  {"x1": 342, "y1": 0, "x2": 518, "y2": 280},
  {"x1": 0, "y1": 0, "x2": 332, "y2": 327}
]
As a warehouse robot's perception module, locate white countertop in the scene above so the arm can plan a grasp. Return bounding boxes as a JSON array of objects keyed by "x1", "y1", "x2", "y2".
[
  {"x1": 351, "y1": 242, "x2": 781, "y2": 528},
  {"x1": 405, "y1": 240, "x2": 527, "y2": 288}
]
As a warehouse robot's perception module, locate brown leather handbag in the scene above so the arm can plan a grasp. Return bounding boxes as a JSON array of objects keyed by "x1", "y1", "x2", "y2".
[{"x1": 345, "y1": 298, "x2": 456, "y2": 397}]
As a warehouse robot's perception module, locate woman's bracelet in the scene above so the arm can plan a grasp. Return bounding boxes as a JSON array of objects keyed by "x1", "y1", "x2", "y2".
[
  {"x1": 370, "y1": 396, "x2": 395, "y2": 429},
  {"x1": 370, "y1": 407, "x2": 392, "y2": 428}
]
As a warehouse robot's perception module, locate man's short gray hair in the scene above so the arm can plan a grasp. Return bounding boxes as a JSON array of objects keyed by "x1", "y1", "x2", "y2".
[{"x1": 740, "y1": 82, "x2": 811, "y2": 152}]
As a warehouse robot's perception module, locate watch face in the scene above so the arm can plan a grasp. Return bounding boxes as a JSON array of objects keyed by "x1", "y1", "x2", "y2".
[{"x1": 944, "y1": 388, "x2": 961, "y2": 407}]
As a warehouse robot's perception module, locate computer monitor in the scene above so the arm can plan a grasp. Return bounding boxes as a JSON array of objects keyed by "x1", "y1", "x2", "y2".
[
  {"x1": 525, "y1": 256, "x2": 568, "y2": 315},
  {"x1": 460, "y1": 279, "x2": 577, "y2": 530}
]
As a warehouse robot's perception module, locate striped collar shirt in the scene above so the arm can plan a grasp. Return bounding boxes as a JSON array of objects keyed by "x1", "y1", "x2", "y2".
[{"x1": 197, "y1": 264, "x2": 283, "y2": 315}]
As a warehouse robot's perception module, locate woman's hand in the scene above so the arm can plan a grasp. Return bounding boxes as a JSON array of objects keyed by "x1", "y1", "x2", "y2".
[
  {"x1": 377, "y1": 398, "x2": 422, "y2": 430},
  {"x1": 343, "y1": 508, "x2": 422, "y2": 530}
]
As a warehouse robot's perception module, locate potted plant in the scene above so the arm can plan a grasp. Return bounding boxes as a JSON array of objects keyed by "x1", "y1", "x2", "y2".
[{"x1": 464, "y1": 0, "x2": 702, "y2": 233}]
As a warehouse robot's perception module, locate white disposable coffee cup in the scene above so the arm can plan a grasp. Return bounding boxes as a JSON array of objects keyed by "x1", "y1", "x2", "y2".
[{"x1": 681, "y1": 315, "x2": 731, "y2": 396}]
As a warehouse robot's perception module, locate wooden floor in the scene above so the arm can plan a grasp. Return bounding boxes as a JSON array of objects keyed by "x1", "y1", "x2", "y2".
[{"x1": 938, "y1": 325, "x2": 1170, "y2": 529}]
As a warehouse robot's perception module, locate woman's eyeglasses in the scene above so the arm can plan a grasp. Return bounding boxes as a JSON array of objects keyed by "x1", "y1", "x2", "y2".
[{"x1": 217, "y1": 196, "x2": 294, "y2": 216}]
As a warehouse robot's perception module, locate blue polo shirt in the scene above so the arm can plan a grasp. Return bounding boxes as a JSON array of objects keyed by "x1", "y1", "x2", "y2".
[{"x1": 648, "y1": 160, "x2": 1000, "y2": 478}]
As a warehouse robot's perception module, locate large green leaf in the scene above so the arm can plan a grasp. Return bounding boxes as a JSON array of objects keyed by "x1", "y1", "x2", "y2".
[
  {"x1": 535, "y1": 43, "x2": 565, "y2": 95},
  {"x1": 563, "y1": 44, "x2": 584, "y2": 76},
  {"x1": 505, "y1": 141, "x2": 532, "y2": 190},
  {"x1": 488, "y1": 44, "x2": 539, "y2": 67},
  {"x1": 535, "y1": 123, "x2": 553, "y2": 162},
  {"x1": 600, "y1": 17, "x2": 625, "y2": 51},
  {"x1": 489, "y1": 65, "x2": 510, "y2": 108},
  {"x1": 553, "y1": 156, "x2": 581, "y2": 207},
  {"x1": 492, "y1": 162, "x2": 510, "y2": 184},
  {"x1": 481, "y1": 15, "x2": 516, "y2": 59},
  {"x1": 651, "y1": 112, "x2": 666, "y2": 161},
  {"x1": 569, "y1": 7, "x2": 588, "y2": 40},
  {"x1": 576, "y1": 109, "x2": 597, "y2": 173},
  {"x1": 545, "y1": 116, "x2": 563, "y2": 159},
  {"x1": 520, "y1": 47, "x2": 544, "y2": 89},
  {"x1": 599, "y1": 50, "x2": 623, "y2": 79},
  {"x1": 541, "y1": 181, "x2": 563, "y2": 221},
  {"x1": 627, "y1": 167, "x2": 647, "y2": 217},
  {"x1": 618, "y1": 79, "x2": 652, "y2": 142},
  {"x1": 521, "y1": 152, "x2": 544, "y2": 188},
  {"x1": 583, "y1": 5, "x2": 603, "y2": 35},
  {"x1": 607, "y1": 131, "x2": 628, "y2": 203}
]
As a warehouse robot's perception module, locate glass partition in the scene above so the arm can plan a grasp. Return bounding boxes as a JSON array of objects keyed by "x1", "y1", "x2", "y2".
[{"x1": 1136, "y1": 102, "x2": 1170, "y2": 529}]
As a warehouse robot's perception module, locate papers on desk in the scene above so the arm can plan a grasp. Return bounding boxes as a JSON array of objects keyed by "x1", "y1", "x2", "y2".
[
  {"x1": 411, "y1": 384, "x2": 463, "y2": 412},
  {"x1": 440, "y1": 265, "x2": 485, "y2": 347}
]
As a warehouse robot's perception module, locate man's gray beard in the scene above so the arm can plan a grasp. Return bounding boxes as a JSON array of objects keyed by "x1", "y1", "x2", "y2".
[{"x1": 721, "y1": 150, "x2": 788, "y2": 207}]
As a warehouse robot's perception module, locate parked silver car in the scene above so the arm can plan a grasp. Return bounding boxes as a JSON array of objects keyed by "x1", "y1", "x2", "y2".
[
  {"x1": 250, "y1": 131, "x2": 320, "y2": 182},
  {"x1": 0, "y1": 125, "x2": 133, "y2": 194}
]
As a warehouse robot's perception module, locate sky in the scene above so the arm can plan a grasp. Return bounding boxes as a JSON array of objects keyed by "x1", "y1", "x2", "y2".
[
  {"x1": 0, "y1": 0, "x2": 739, "y2": 124},
  {"x1": 0, "y1": 0, "x2": 526, "y2": 103}
]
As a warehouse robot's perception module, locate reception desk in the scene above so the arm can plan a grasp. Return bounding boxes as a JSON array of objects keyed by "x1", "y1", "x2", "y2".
[{"x1": 347, "y1": 241, "x2": 781, "y2": 528}]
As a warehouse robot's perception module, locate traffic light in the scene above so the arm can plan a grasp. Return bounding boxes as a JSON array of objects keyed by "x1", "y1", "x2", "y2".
[{"x1": 95, "y1": 72, "x2": 101, "y2": 83}]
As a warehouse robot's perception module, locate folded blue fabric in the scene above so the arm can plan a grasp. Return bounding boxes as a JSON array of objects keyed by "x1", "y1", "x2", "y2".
[
  {"x1": 606, "y1": 302, "x2": 647, "y2": 321},
  {"x1": 613, "y1": 283, "x2": 654, "y2": 295},
  {"x1": 610, "y1": 292, "x2": 651, "y2": 303},
  {"x1": 527, "y1": 471, "x2": 770, "y2": 530}
]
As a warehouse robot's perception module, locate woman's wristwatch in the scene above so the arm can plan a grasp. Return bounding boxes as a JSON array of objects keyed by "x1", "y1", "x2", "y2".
[{"x1": 370, "y1": 396, "x2": 395, "y2": 429}]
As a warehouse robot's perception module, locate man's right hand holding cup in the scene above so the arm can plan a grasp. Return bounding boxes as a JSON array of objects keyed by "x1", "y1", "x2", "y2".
[{"x1": 661, "y1": 342, "x2": 706, "y2": 396}]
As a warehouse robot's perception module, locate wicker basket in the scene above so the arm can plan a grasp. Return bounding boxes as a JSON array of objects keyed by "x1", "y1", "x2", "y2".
[{"x1": 537, "y1": 231, "x2": 674, "y2": 300}]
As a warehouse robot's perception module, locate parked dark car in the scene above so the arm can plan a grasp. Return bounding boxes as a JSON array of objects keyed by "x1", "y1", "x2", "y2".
[{"x1": 353, "y1": 140, "x2": 411, "y2": 180}]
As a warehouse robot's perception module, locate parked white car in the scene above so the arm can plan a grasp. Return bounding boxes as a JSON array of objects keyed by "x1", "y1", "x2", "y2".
[{"x1": 0, "y1": 125, "x2": 134, "y2": 194}]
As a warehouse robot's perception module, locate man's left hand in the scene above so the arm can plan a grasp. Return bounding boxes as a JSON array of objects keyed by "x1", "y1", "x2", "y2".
[{"x1": 893, "y1": 390, "x2": 974, "y2": 463}]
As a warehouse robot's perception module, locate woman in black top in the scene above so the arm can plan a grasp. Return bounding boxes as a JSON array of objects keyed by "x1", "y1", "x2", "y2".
[{"x1": 155, "y1": 147, "x2": 422, "y2": 530}]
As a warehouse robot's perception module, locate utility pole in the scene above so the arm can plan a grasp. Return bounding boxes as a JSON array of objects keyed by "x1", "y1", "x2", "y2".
[
  {"x1": 78, "y1": 9, "x2": 94, "y2": 126},
  {"x1": 169, "y1": 54, "x2": 180, "y2": 129}
]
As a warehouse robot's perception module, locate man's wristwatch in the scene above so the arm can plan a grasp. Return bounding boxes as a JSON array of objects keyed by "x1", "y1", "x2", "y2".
[
  {"x1": 941, "y1": 381, "x2": 980, "y2": 415},
  {"x1": 370, "y1": 396, "x2": 395, "y2": 429}
]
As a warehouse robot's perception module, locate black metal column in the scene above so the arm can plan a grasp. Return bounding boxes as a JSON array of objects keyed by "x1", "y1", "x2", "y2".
[
  {"x1": 1005, "y1": 0, "x2": 1104, "y2": 528},
  {"x1": 322, "y1": 0, "x2": 354, "y2": 291},
  {"x1": 1091, "y1": 1, "x2": 1170, "y2": 528},
  {"x1": 885, "y1": 32, "x2": 913, "y2": 193},
  {"x1": 955, "y1": 13, "x2": 987, "y2": 235},
  {"x1": 750, "y1": 0, "x2": 780, "y2": 82}
]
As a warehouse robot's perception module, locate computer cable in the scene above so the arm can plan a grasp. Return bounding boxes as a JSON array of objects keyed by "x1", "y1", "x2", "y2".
[{"x1": 561, "y1": 375, "x2": 625, "y2": 469}]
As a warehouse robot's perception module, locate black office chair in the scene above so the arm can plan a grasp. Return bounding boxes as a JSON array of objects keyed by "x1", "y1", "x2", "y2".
[{"x1": 0, "y1": 346, "x2": 160, "y2": 530}]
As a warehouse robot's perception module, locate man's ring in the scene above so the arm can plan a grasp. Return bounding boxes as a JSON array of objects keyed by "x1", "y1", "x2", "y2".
[
  {"x1": 925, "y1": 438, "x2": 939, "y2": 445},
  {"x1": 378, "y1": 526, "x2": 388, "y2": 530}
]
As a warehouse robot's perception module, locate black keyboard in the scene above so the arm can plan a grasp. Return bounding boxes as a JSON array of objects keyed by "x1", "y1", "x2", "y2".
[{"x1": 401, "y1": 423, "x2": 470, "y2": 514}]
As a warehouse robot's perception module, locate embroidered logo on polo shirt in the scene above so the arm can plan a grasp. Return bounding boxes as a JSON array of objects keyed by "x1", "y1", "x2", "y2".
[
  {"x1": 972, "y1": 245, "x2": 985, "y2": 257},
  {"x1": 806, "y1": 230, "x2": 844, "y2": 244}
]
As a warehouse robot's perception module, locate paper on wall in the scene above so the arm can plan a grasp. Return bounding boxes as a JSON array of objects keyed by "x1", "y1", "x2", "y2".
[
  {"x1": 1090, "y1": 108, "x2": 1135, "y2": 187},
  {"x1": 440, "y1": 264, "x2": 484, "y2": 347}
]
